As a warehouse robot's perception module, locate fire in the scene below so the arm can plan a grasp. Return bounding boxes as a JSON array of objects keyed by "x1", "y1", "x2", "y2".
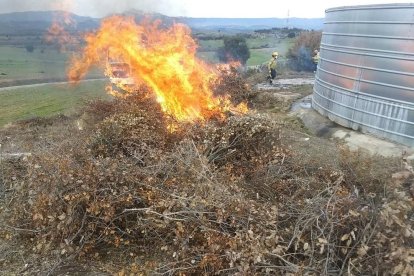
[
  {"x1": 45, "y1": 1, "x2": 77, "y2": 51},
  {"x1": 45, "y1": 21, "x2": 78, "y2": 48},
  {"x1": 68, "y1": 16, "x2": 247, "y2": 122}
]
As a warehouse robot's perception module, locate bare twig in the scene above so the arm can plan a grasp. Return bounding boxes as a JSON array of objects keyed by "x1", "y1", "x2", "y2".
[{"x1": 3, "y1": 224, "x2": 41, "y2": 233}]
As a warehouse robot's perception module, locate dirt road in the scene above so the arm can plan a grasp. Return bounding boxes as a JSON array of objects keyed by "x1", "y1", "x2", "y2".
[{"x1": 0, "y1": 78, "x2": 105, "y2": 92}]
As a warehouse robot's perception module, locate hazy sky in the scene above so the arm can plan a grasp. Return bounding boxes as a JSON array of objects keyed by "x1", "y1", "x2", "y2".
[{"x1": 0, "y1": 0, "x2": 401, "y2": 18}]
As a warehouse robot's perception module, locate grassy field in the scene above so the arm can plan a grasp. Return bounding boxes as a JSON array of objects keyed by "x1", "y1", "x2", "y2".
[
  {"x1": 0, "y1": 35, "x2": 293, "y2": 84},
  {"x1": 247, "y1": 36, "x2": 295, "y2": 66},
  {"x1": 0, "y1": 80, "x2": 110, "y2": 126},
  {"x1": 247, "y1": 36, "x2": 292, "y2": 49},
  {"x1": 197, "y1": 36, "x2": 294, "y2": 66},
  {"x1": 0, "y1": 46, "x2": 102, "y2": 84},
  {"x1": 197, "y1": 39, "x2": 224, "y2": 51},
  {"x1": 0, "y1": 46, "x2": 66, "y2": 82}
]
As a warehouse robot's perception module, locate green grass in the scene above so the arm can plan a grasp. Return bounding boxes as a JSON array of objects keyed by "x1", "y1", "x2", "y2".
[
  {"x1": 0, "y1": 46, "x2": 68, "y2": 81},
  {"x1": 197, "y1": 37, "x2": 295, "y2": 66},
  {"x1": 247, "y1": 49, "x2": 272, "y2": 66},
  {"x1": 0, "y1": 46, "x2": 102, "y2": 83},
  {"x1": 0, "y1": 80, "x2": 110, "y2": 126},
  {"x1": 247, "y1": 37, "x2": 294, "y2": 66},
  {"x1": 198, "y1": 39, "x2": 224, "y2": 51},
  {"x1": 248, "y1": 37, "x2": 295, "y2": 49}
]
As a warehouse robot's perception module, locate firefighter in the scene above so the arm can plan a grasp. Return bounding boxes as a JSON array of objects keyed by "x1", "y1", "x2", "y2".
[
  {"x1": 312, "y1": 49, "x2": 320, "y2": 71},
  {"x1": 267, "y1": 51, "x2": 278, "y2": 84}
]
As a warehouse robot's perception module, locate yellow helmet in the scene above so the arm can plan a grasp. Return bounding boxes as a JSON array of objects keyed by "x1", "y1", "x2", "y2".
[{"x1": 272, "y1": 52, "x2": 279, "y2": 57}]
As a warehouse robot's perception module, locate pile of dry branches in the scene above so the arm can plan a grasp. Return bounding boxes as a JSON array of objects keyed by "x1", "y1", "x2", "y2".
[
  {"x1": 1, "y1": 77, "x2": 413, "y2": 275},
  {"x1": 212, "y1": 65, "x2": 256, "y2": 106},
  {"x1": 89, "y1": 93, "x2": 174, "y2": 164}
]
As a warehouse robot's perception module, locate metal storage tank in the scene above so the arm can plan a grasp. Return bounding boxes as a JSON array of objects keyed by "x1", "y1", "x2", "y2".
[{"x1": 313, "y1": 3, "x2": 414, "y2": 146}]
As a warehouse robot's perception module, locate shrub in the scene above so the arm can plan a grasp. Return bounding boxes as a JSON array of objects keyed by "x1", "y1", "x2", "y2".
[
  {"x1": 217, "y1": 36, "x2": 250, "y2": 65},
  {"x1": 25, "y1": 44, "x2": 35, "y2": 53}
]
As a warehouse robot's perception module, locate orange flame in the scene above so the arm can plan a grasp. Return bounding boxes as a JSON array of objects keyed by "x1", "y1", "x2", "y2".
[
  {"x1": 45, "y1": 21, "x2": 78, "y2": 48},
  {"x1": 68, "y1": 16, "x2": 247, "y2": 122}
]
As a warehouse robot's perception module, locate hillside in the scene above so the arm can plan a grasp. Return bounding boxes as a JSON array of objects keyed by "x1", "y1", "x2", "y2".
[
  {"x1": 0, "y1": 10, "x2": 323, "y2": 35},
  {"x1": 0, "y1": 11, "x2": 94, "y2": 23},
  {"x1": 179, "y1": 17, "x2": 323, "y2": 30},
  {"x1": 0, "y1": 11, "x2": 100, "y2": 35}
]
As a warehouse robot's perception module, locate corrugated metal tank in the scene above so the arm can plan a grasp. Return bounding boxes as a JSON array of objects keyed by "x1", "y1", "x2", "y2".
[{"x1": 313, "y1": 3, "x2": 414, "y2": 146}]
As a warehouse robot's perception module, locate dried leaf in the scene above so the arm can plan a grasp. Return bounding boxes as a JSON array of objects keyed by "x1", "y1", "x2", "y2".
[
  {"x1": 58, "y1": 213, "x2": 66, "y2": 221},
  {"x1": 318, "y1": 238, "x2": 328, "y2": 244},
  {"x1": 357, "y1": 245, "x2": 369, "y2": 257},
  {"x1": 319, "y1": 244, "x2": 325, "y2": 254},
  {"x1": 341, "y1": 233, "x2": 350, "y2": 241},
  {"x1": 349, "y1": 210, "x2": 360, "y2": 217},
  {"x1": 350, "y1": 230, "x2": 356, "y2": 241}
]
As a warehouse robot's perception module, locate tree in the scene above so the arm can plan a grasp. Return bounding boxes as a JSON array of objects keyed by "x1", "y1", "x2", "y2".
[{"x1": 217, "y1": 36, "x2": 250, "y2": 65}]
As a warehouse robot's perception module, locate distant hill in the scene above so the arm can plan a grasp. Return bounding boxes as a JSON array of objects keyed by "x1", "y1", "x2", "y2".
[
  {"x1": 123, "y1": 10, "x2": 323, "y2": 30},
  {"x1": 0, "y1": 11, "x2": 100, "y2": 35},
  {"x1": 0, "y1": 10, "x2": 323, "y2": 36},
  {"x1": 178, "y1": 17, "x2": 323, "y2": 30}
]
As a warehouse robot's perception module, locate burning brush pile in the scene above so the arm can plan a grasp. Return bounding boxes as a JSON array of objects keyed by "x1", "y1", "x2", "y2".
[
  {"x1": 1, "y1": 16, "x2": 413, "y2": 275},
  {"x1": 3, "y1": 87, "x2": 287, "y2": 274},
  {"x1": 67, "y1": 16, "x2": 248, "y2": 122}
]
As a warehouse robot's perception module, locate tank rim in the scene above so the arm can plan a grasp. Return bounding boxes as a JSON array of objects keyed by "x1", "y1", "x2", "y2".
[{"x1": 326, "y1": 3, "x2": 414, "y2": 13}]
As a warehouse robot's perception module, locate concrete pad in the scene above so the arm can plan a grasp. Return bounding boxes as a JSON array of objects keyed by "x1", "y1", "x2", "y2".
[
  {"x1": 257, "y1": 91, "x2": 303, "y2": 103},
  {"x1": 276, "y1": 78, "x2": 315, "y2": 85},
  {"x1": 256, "y1": 78, "x2": 315, "y2": 91},
  {"x1": 332, "y1": 129, "x2": 412, "y2": 158},
  {"x1": 291, "y1": 95, "x2": 414, "y2": 158}
]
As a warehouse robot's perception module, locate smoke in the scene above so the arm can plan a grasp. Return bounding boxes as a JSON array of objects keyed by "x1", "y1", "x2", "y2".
[
  {"x1": 291, "y1": 46, "x2": 315, "y2": 71},
  {"x1": 80, "y1": 0, "x2": 186, "y2": 17},
  {"x1": 0, "y1": 0, "x2": 187, "y2": 18},
  {"x1": 0, "y1": 0, "x2": 57, "y2": 14}
]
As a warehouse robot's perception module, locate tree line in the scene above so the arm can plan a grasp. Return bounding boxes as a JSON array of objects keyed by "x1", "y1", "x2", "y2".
[{"x1": 215, "y1": 30, "x2": 321, "y2": 70}]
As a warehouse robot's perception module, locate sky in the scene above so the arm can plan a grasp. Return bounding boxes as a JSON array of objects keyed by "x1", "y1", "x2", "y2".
[{"x1": 0, "y1": 0, "x2": 401, "y2": 18}]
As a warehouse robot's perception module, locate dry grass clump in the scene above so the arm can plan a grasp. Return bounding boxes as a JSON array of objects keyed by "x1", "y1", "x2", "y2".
[
  {"x1": 15, "y1": 114, "x2": 71, "y2": 129},
  {"x1": 1, "y1": 75, "x2": 413, "y2": 275}
]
